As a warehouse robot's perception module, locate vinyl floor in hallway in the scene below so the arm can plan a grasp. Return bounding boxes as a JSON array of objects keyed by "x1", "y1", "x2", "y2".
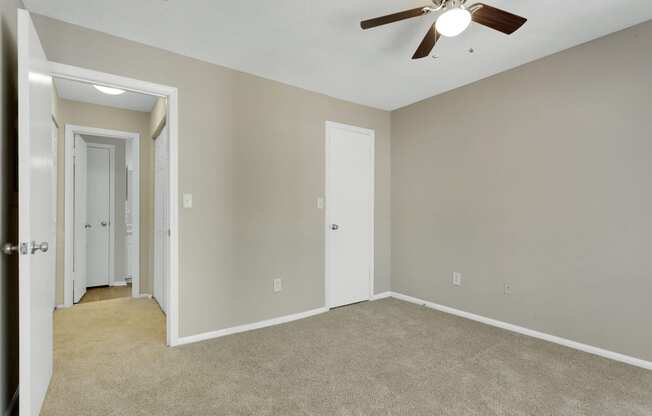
[
  {"x1": 41, "y1": 297, "x2": 652, "y2": 415},
  {"x1": 78, "y1": 283, "x2": 132, "y2": 304}
]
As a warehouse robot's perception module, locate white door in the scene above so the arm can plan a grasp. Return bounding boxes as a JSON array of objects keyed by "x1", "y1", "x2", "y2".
[
  {"x1": 73, "y1": 134, "x2": 88, "y2": 302},
  {"x1": 50, "y1": 118, "x2": 58, "y2": 305},
  {"x1": 125, "y1": 168, "x2": 136, "y2": 281},
  {"x1": 86, "y1": 146, "x2": 112, "y2": 287},
  {"x1": 154, "y1": 125, "x2": 169, "y2": 313},
  {"x1": 325, "y1": 122, "x2": 374, "y2": 308},
  {"x1": 18, "y1": 9, "x2": 55, "y2": 416}
]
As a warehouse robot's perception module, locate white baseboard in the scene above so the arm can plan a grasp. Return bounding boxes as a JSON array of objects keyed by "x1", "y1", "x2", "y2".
[
  {"x1": 54, "y1": 304, "x2": 67, "y2": 310},
  {"x1": 390, "y1": 292, "x2": 652, "y2": 371},
  {"x1": 110, "y1": 281, "x2": 128, "y2": 287},
  {"x1": 175, "y1": 307, "x2": 329, "y2": 346},
  {"x1": 4, "y1": 386, "x2": 18, "y2": 416},
  {"x1": 371, "y1": 291, "x2": 391, "y2": 300},
  {"x1": 135, "y1": 293, "x2": 152, "y2": 299}
]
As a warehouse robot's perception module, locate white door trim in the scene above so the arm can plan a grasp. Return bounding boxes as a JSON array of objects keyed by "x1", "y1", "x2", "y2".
[
  {"x1": 324, "y1": 121, "x2": 375, "y2": 309},
  {"x1": 53, "y1": 61, "x2": 180, "y2": 347},
  {"x1": 64, "y1": 126, "x2": 138, "y2": 305},
  {"x1": 85, "y1": 142, "x2": 116, "y2": 287},
  {"x1": 153, "y1": 124, "x2": 169, "y2": 313}
]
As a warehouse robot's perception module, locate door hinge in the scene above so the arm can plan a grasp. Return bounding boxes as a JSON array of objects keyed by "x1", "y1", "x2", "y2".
[{"x1": 167, "y1": 229, "x2": 171, "y2": 237}]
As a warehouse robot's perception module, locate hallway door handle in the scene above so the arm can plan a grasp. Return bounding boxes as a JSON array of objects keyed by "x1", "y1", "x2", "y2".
[
  {"x1": 100, "y1": 221, "x2": 108, "y2": 227},
  {"x1": 30, "y1": 241, "x2": 49, "y2": 254},
  {"x1": 3, "y1": 243, "x2": 19, "y2": 255}
]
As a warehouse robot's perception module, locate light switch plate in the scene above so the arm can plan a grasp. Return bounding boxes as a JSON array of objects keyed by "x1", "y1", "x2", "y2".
[
  {"x1": 452, "y1": 272, "x2": 462, "y2": 287},
  {"x1": 183, "y1": 193, "x2": 193, "y2": 208},
  {"x1": 317, "y1": 197, "x2": 324, "y2": 210},
  {"x1": 273, "y1": 278, "x2": 282, "y2": 293}
]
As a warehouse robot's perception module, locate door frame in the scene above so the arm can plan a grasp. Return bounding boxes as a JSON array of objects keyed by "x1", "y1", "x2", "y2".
[
  {"x1": 65, "y1": 126, "x2": 137, "y2": 304},
  {"x1": 51, "y1": 116, "x2": 59, "y2": 306},
  {"x1": 324, "y1": 121, "x2": 375, "y2": 308},
  {"x1": 52, "y1": 61, "x2": 180, "y2": 346},
  {"x1": 85, "y1": 142, "x2": 116, "y2": 287},
  {"x1": 153, "y1": 123, "x2": 169, "y2": 313}
]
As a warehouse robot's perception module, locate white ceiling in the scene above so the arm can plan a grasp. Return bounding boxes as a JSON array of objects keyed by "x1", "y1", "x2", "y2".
[
  {"x1": 27, "y1": 0, "x2": 652, "y2": 111},
  {"x1": 54, "y1": 77, "x2": 157, "y2": 112}
]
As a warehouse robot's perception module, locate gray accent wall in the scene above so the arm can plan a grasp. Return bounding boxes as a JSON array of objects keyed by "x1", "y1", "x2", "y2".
[
  {"x1": 0, "y1": 0, "x2": 23, "y2": 412},
  {"x1": 32, "y1": 14, "x2": 392, "y2": 338},
  {"x1": 391, "y1": 21, "x2": 652, "y2": 362}
]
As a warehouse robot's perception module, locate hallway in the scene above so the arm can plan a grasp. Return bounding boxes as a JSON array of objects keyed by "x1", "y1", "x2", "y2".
[
  {"x1": 42, "y1": 297, "x2": 165, "y2": 415},
  {"x1": 79, "y1": 284, "x2": 132, "y2": 304}
]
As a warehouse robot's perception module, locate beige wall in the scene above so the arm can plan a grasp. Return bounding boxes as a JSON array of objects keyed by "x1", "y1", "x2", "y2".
[
  {"x1": 55, "y1": 98, "x2": 154, "y2": 304},
  {"x1": 33, "y1": 14, "x2": 392, "y2": 337},
  {"x1": 391, "y1": 21, "x2": 652, "y2": 361},
  {"x1": 0, "y1": 0, "x2": 23, "y2": 411}
]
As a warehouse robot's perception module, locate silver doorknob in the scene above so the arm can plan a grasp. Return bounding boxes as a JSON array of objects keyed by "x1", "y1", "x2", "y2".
[
  {"x1": 100, "y1": 221, "x2": 108, "y2": 227},
  {"x1": 330, "y1": 224, "x2": 339, "y2": 230},
  {"x1": 3, "y1": 243, "x2": 19, "y2": 255},
  {"x1": 85, "y1": 223, "x2": 92, "y2": 229},
  {"x1": 30, "y1": 241, "x2": 49, "y2": 254}
]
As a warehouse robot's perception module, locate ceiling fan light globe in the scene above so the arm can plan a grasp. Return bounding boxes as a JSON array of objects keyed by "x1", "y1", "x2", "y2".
[{"x1": 435, "y1": 8, "x2": 471, "y2": 37}]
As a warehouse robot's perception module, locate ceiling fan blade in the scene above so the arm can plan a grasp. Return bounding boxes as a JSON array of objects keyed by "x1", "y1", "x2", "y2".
[
  {"x1": 469, "y1": 3, "x2": 527, "y2": 35},
  {"x1": 361, "y1": 7, "x2": 428, "y2": 30},
  {"x1": 412, "y1": 25, "x2": 440, "y2": 59}
]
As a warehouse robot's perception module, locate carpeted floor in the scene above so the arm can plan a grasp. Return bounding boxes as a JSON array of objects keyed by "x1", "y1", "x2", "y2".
[{"x1": 42, "y1": 297, "x2": 652, "y2": 415}]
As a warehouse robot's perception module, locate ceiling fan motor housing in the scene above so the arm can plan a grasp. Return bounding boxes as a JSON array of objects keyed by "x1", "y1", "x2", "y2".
[{"x1": 433, "y1": 0, "x2": 467, "y2": 9}]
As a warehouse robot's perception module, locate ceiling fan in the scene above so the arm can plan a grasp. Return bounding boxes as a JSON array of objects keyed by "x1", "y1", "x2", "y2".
[{"x1": 360, "y1": 0, "x2": 527, "y2": 59}]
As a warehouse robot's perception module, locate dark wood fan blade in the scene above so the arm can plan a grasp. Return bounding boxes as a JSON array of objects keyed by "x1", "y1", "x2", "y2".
[
  {"x1": 412, "y1": 25, "x2": 440, "y2": 59},
  {"x1": 469, "y1": 3, "x2": 526, "y2": 35},
  {"x1": 361, "y1": 7, "x2": 428, "y2": 30}
]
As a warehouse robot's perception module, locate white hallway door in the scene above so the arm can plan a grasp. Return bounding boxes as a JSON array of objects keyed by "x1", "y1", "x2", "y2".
[
  {"x1": 73, "y1": 134, "x2": 88, "y2": 302},
  {"x1": 154, "y1": 124, "x2": 169, "y2": 313},
  {"x1": 325, "y1": 122, "x2": 374, "y2": 308},
  {"x1": 17, "y1": 9, "x2": 55, "y2": 416},
  {"x1": 86, "y1": 145, "x2": 113, "y2": 287}
]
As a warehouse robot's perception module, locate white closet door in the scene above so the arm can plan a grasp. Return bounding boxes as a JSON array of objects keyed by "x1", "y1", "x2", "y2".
[
  {"x1": 86, "y1": 146, "x2": 111, "y2": 287},
  {"x1": 325, "y1": 122, "x2": 374, "y2": 308},
  {"x1": 73, "y1": 134, "x2": 88, "y2": 302}
]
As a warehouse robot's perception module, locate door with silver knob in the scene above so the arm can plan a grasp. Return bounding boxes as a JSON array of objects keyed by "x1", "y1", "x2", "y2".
[
  {"x1": 16, "y1": 9, "x2": 56, "y2": 415},
  {"x1": 325, "y1": 122, "x2": 374, "y2": 309},
  {"x1": 86, "y1": 145, "x2": 114, "y2": 288},
  {"x1": 74, "y1": 135, "x2": 88, "y2": 303}
]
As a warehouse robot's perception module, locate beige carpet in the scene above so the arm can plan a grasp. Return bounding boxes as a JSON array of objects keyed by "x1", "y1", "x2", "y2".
[{"x1": 42, "y1": 297, "x2": 652, "y2": 415}]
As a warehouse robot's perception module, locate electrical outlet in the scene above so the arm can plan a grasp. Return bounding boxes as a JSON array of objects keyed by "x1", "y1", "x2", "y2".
[
  {"x1": 273, "y1": 278, "x2": 282, "y2": 293},
  {"x1": 452, "y1": 272, "x2": 462, "y2": 287},
  {"x1": 504, "y1": 283, "x2": 512, "y2": 295}
]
